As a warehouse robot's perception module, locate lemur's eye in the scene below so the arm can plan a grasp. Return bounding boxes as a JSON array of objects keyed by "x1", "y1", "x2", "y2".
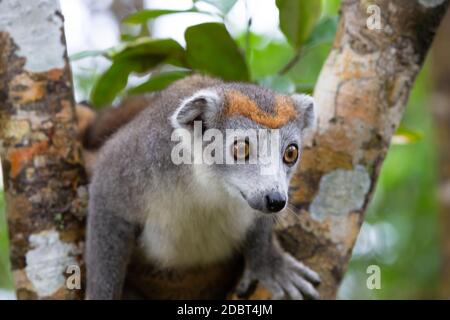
[
  {"x1": 283, "y1": 144, "x2": 298, "y2": 165},
  {"x1": 233, "y1": 140, "x2": 250, "y2": 161}
]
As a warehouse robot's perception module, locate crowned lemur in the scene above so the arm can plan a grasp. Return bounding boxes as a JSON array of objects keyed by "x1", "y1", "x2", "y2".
[{"x1": 78, "y1": 75, "x2": 320, "y2": 299}]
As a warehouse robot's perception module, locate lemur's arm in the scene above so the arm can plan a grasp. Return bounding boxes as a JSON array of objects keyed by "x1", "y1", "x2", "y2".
[
  {"x1": 236, "y1": 217, "x2": 320, "y2": 300},
  {"x1": 85, "y1": 206, "x2": 136, "y2": 299}
]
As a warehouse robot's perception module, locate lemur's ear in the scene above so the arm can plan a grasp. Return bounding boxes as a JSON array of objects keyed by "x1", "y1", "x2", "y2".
[
  {"x1": 291, "y1": 93, "x2": 315, "y2": 131},
  {"x1": 170, "y1": 89, "x2": 222, "y2": 129}
]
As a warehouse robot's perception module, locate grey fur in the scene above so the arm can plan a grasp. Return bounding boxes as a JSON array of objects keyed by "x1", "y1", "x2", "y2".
[{"x1": 85, "y1": 75, "x2": 318, "y2": 299}]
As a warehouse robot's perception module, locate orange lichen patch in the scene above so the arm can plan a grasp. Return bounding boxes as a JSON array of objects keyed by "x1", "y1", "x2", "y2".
[
  {"x1": 47, "y1": 68, "x2": 64, "y2": 81},
  {"x1": 12, "y1": 270, "x2": 36, "y2": 299},
  {"x1": 9, "y1": 73, "x2": 45, "y2": 104},
  {"x1": 7, "y1": 140, "x2": 49, "y2": 178},
  {"x1": 335, "y1": 80, "x2": 380, "y2": 128},
  {"x1": 290, "y1": 173, "x2": 318, "y2": 204},
  {"x1": 337, "y1": 48, "x2": 377, "y2": 81},
  {"x1": 316, "y1": 129, "x2": 358, "y2": 156},
  {"x1": 300, "y1": 146, "x2": 353, "y2": 173},
  {"x1": 225, "y1": 90, "x2": 296, "y2": 129}
]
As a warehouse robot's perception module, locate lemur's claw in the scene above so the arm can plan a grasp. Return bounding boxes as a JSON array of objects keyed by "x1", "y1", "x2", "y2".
[{"x1": 236, "y1": 253, "x2": 320, "y2": 300}]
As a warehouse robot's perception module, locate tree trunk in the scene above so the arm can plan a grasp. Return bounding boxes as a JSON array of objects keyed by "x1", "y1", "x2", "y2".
[
  {"x1": 431, "y1": 8, "x2": 450, "y2": 299},
  {"x1": 253, "y1": 0, "x2": 448, "y2": 299},
  {"x1": 0, "y1": 0, "x2": 87, "y2": 299}
]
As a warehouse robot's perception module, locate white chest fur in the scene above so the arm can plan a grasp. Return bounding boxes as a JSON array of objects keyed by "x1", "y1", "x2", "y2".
[{"x1": 138, "y1": 168, "x2": 256, "y2": 269}]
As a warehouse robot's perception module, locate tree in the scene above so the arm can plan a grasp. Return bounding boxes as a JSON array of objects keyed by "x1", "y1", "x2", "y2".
[
  {"x1": 0, "y1": 0, "x2": 449, "y2": 299},
  {"x1": 0, "y1": 0, "x2": 87, "y2": 299},
  {"x1": 431, "y1": 8, "x2": 450, "y2": 298},
  {"x1": 268, "y1": 0, "x2": 450, "y2": 299}
]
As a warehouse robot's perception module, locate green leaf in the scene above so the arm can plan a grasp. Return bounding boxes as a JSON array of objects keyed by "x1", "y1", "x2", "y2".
[
  {"x1": 123, "y1": 8, "x2": 199, "y2": 24},
  {"x1": 235, "y1": 32, "x2": 295, "y2": 80},
  {"x1": 250, "y1": 41, "x2": 294, "y2": 79},
  {"x1": 321, "y1": 0, "x2": 341, "y2": 16},
  {"x1": 200, "y1": 0, "x2": 238, "y2": 14},
  {"x1": 303, "y1": 16, "x2": 338, "y2": 49},
  {"x1": 91, "y1": 58, "x2": 170, "y2": 108},
  {"x1": 128, "y1": 71, "x2": 190, "y2": 95},
  {"x1": 91, "y1": 39, "x2": 186, "y2": 107},
  {"x1": 109, "y1": 38, "x2": 185, "y2": 65},
  {"x1": 185, "y1": 23, "x2": 249, "y2": 81},
  {"x1": 286, "y1": 42, "x2": 332, "y2": 88},
  {"x1": 276, "y1": 0, "x2": 322, "y2": 49},
  {"x1": 90, "y1": 62, "x2": 132, "y2": 108}
]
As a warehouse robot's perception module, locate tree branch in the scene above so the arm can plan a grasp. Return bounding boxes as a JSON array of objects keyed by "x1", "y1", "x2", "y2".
[
  {"x1": 431, "y1": 7, "x2": 450, "y2": 299},
  {"x1": 249, "y1": 0, "x2": 450, "y2": 299},
  {"x1": 0, "y1": 0, "x2": 87, "y2": 299}
]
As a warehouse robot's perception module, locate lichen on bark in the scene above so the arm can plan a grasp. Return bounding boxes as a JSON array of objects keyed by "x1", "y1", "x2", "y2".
[
  {"x1": 0, "y1": 1, "x2": 87, "y2": 299},
  {"x1": 275, "y1": 0, "x2": 449, "y2": 299}
]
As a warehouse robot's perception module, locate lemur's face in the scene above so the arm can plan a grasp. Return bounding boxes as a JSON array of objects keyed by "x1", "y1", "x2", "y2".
[
  {"x1": 216, "y1": 120, "x2": 303, "y2": 214},
  {"x1": 170, "y1": 84, "x2": 315, "y2": 214}
]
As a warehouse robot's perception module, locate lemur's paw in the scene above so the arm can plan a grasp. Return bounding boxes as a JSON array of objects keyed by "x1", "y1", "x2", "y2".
[{"x1": 235, "y1": 253, "x2": 320, "y2": 300}]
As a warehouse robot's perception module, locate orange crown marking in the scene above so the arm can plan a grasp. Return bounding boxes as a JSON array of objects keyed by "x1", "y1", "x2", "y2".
[{"x1": 225, "y1": 90, "x2": 297, "y2": 129}]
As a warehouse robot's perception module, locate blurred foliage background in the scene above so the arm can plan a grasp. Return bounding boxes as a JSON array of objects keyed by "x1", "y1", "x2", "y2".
[{"x1": 0, "y1": 0, "x2": 446, "y2": 299}]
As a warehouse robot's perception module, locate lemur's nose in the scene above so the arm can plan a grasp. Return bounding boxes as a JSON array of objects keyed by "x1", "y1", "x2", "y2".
[{"x1": 265, "y1": 192, "x2": 286, "y2": 213}]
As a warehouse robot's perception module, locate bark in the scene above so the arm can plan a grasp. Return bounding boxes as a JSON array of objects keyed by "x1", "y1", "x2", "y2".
[
  {"x1": 431, "y1": 8, "x2": 450, "y2": 299},
  {"x1": 249, "y1": 0, "x2": 449, "y2": 299},
  {"x1": 0, "y1": 0, "x2": 87, "y2": 299}
]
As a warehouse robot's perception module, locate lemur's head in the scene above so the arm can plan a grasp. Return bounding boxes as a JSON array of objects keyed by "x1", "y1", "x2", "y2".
[{"x1": 170, "y1": 83, "x2": 315, "y2": 214}]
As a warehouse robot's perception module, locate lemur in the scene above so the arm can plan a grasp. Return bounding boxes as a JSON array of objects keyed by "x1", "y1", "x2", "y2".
[{"x1": 77, "y1": 75, "x2": 320, "y2": 300}]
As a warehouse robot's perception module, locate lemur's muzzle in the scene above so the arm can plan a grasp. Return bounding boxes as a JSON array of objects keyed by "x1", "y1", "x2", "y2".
[{"x1": 265, "y1": 192, "x2": 286, "y2": 213}]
